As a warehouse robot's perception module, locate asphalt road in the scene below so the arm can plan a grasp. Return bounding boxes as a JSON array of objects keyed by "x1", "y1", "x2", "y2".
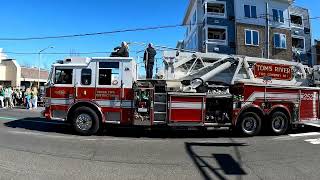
[{"x1": 0, "y1": 108, "x2": 320, "y2": 180}]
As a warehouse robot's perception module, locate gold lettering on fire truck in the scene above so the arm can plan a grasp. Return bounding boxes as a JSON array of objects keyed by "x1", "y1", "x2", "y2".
[
  {"x1": 96, "y1": 91, "x2": 119, "y2": 98},
  {"x1": 54, "y1": 90, "x2": 66, "y2": 96},
  {"x1": 253, "y1": 63, "x2": 293, "y2": 80}
]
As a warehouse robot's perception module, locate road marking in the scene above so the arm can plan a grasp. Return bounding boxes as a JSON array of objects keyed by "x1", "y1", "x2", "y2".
[
  {"x1": 288, "y1": 132, "x2": 320, "y2": 137},
  {"x1": 7, "y1": 131, "x2": 45, "y2": 136},
  {"x1": 305, "y1": 138, "x2": 320, "y2": 144},
  {"x1": 7, "y1": 130, "x2": 170, "y2": 143},
  {"x1": 0, "y1": 116, "x2": 18, "y2": 121}
]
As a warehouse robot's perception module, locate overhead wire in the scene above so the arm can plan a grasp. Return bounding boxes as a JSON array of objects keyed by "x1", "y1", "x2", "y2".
[{"x1": 0, "y1": 15, "x2": 318, "y2": 41}]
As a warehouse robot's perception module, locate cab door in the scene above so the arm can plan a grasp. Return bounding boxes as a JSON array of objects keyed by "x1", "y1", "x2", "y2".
[
  {"x1": 74, "y1": 62, "x2": 96, "y2": 101},
  {"x1": 49, "y1": 67, "x2": 76, "y2": 120}
]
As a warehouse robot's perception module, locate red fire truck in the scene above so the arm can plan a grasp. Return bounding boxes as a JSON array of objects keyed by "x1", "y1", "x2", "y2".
[{"x1": 42, "y1": 52, "x2": 320, "y2": 136}]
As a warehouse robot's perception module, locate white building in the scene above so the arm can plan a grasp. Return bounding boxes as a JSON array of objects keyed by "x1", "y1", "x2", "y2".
[{"x1": 0, "y1": 49, "x2": 49, "y2": 88}]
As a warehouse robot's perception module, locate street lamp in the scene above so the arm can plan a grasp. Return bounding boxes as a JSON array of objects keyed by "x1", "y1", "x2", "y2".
[{"x1": 38, "y1": 46, "x2": 54, "y2": 89}]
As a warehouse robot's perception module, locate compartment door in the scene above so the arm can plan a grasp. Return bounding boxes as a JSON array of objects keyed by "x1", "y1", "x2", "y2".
[{"x1": 168, "y1": 95, "x2": 205, "y2": 123}]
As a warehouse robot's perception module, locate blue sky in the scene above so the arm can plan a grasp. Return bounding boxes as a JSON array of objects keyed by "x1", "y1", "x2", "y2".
[{"x1": 0, "y1": 0, "x2": 318, "y2": 69}]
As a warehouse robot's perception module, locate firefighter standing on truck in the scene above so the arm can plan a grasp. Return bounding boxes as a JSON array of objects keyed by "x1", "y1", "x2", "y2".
[{"x1": 143, "y1": 43, "x2": 157, "y2": 79}]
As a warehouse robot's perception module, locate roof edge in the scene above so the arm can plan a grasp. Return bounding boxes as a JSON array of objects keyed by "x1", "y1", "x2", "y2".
[{"x1": 183, "y1": 0, "x2": 196, "y2": 25}]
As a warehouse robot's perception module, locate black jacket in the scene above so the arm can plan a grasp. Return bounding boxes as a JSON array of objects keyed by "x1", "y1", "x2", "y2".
[{"x1": 143, "y1": 47, "x2": 157, "y2": 63}]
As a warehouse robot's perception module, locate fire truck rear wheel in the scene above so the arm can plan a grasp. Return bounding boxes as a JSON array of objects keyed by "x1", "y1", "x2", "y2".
[
  {"x1": 72, "y1": 107, "x2": 100, "y2": 136},
  {"x1": 237, "y1": 112, "x2": 262, "y2": 136},
  {"x1": 269, "y1": 112, "x2": 289, "y2": 135}
]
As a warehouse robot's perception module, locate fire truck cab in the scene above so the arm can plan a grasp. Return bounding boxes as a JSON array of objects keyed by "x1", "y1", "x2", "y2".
[{"x1": 43, "y1": 57, "x2": 137, "y2": 135}]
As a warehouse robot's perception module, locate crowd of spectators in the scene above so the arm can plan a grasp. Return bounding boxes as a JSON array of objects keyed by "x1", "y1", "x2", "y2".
[{"x1": 0, "y1": 86, "x2": 40, "y2": 110}]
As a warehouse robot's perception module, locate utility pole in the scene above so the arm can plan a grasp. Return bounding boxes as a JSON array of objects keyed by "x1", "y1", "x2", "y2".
[
  {"x1": 38, "y1": 46, "x2": 54, "y2": 89},
  {"x1": 265, "y1": 1, "x2": 270, "y2": 59}
]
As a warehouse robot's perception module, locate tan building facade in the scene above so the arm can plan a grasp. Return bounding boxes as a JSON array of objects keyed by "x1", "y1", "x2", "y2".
[
  {"x1": 236, "y1": 23, "x2": 292, "y2": 61},
  {"x1": 0, "y1": 50, "x2": 49, "y2": 88}
]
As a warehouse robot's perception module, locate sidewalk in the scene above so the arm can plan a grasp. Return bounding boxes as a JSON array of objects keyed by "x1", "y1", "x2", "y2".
[{"x1": 0, "y1": 106, "x2": 44, "y2": 112}]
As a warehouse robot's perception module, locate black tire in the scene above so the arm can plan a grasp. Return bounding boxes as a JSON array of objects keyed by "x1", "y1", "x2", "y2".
[
  {"x1": 236, "y1": 112, "x2": 262, "y2": 136},
  {"x1": 269, "y1": 112, "x2": 289, "y2": 135},
  {"x1": 71, "y1": 107, "x2": 100, "y2": 136}
]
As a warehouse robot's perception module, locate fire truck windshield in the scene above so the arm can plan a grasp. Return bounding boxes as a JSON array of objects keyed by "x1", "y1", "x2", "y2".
[{"x1": 54, "y1": 69, "x2": 73, "y2": 84}]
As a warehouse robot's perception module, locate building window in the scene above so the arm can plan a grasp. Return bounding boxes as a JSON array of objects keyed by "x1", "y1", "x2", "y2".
[
  {"x1": 98, "y1": 62, "x2": 120, "y2": 86},
  {"x1": 290, "y1": 14, "x2": 303, "y2": 28},
  {"x1": 274, "y1": 33, "x2": 287, "y2": 49},
  {"x1": 206, "y1": 2, "x2": 226, "y2": 17},
  {"x1": 244, "y1": 5, "x2": 257, "y2": 18},
  {"x1": 54, "y1": 69, "x2": 73, "y2": 84},
  {"x1": 292, "y1": 36, "x2": 305, "y2": 51},
  {"x1": 207, "y1": 27, "x2": 227, "y2": 45},
  {"x1": 272, "y1": 9, "x2": 284, "y2": 23},
  {"x1": 192, "y1": 11, "x2": 197, "y2": 24},
  {"x1": 245, "y1": 30, "x2": 259, "y2": 46},
  {"x1": 81, "y1": 69, "x2": 92, "y2": 85}
]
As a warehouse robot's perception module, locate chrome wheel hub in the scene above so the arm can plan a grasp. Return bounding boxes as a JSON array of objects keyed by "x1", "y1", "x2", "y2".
[
  {"x1": 273, "y1": 117, "x2": 285, "y2": 131},
  {"x1": 242, "y1": 118, "x2": 257, "y2": 133},
  {"x1": 76, "y1": 113, "x2": 92, "y2": 131}
]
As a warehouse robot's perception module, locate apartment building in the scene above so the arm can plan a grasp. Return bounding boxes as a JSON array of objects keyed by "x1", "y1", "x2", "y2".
[
  {"x1": 181, "y1": 0, "x2": 312, "y2": 65},
  {"x1": 289, "y1": 5, "x2": 312, "y2": 65},
  {"x1": 235, "y1": 0, "x2": 292, "y2": 61},
  {"x1": 313, "y1": 40, "x2": 320, "y2": 65},
  {"x1": 183, "y1": 0, "x2": 236, "y2": 54}
]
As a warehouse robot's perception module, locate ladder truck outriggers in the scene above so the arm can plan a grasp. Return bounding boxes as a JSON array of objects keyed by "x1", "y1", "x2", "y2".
[{"x1": 42, "y1": 51, "x2": 320, "y2": 136}]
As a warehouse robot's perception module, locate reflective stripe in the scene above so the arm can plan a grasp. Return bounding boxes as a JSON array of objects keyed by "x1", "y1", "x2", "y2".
[
  {"x1": 170, "y1": 102, "x2": 205, "y2": 109},
  {"x1": 50, "y1": 98, "x2": 74, "y2": 105},
  {"x1": 95, "y1": 100, "x2": 133, "y2": 108},
  {"x1": 47, "y1": 98, "x2": 133, "y2": 108},
  {"x1": 244, "y1": 92, "x2": 299, "y2": 106}
]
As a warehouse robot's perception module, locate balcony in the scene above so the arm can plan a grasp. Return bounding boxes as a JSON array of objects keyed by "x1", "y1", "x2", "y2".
[
  {"x1": 207, "y1": 28, "x2": 227, "y2": 45},
  {"x1": 205, "y1": 2, "x2": 226, "y2": 18}
]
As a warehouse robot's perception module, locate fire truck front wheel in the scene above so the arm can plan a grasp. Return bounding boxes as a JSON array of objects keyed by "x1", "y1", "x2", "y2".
[
  {"x1": 72, "y1": 107, "x2": 100, "y2": 136},
  {"x1": 237, "y1": 112, "x2": 262, "y2": 136}
]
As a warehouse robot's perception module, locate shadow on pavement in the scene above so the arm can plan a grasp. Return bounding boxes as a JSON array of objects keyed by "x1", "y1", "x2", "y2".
[
  {"x1": 5, "y1": 117, "x2": 320, "y2": 139},
  {"x1": 104, "y1": 126, "x2": 241, "y2": 139},
  {"x1": 4, "y1": 118, "x2": 75, "y2": 135},
  {"x1": 4, "y1": 118, "x2": 239, "y2": 138},
  {"x1": 185, "y1": 142, "x2": 247, "y2": 180}
]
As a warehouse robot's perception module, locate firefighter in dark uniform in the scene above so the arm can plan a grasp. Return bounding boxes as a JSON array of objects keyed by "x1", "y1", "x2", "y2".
[
  {"x1": 110, "y1": 42, "x2": 129, "y2": 57},
  {"x1": 143, "y1": 43, "x2": 157, "y2": 79}
]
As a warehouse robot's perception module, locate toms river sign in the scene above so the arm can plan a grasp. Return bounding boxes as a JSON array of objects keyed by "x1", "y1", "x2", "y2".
[{"x1": 253, "y1": 63, "x2": 293, "y2": 81}]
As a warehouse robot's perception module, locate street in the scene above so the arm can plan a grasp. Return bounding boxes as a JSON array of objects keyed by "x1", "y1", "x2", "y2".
[{"x1": 0, "y1": 109, "x2": 320, "y2": 180}]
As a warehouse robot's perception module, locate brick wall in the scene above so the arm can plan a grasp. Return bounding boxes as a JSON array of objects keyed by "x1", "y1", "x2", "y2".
[
  {"x1": 236, "y1": 23, "x2": 292, "y2": 61},
  {"x1": 236, "y1": 23, "x2": 265, "y2": 58},
  {"x1": 270, "y1": 28, "x2": 292, "y2": 60},
  {"x1": 21, "y1": 67, "x2": 49, "y2": 80}
]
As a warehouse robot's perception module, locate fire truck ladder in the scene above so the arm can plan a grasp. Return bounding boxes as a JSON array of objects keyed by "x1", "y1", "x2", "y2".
[{"x1": 153, "y1": 81, "x2": 167, "y2": 124}]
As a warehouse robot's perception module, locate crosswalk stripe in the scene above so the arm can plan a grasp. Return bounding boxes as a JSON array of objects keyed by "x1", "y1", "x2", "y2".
[
  {"x1": 305, "y1": 139, "x2": 320, "y2": 144},
  {"x1": 288, "y1": 132, "x2": 320, "y2": 137},
  {"x1": 0, "y1": 116, "x2": 18, "y2": 121}
]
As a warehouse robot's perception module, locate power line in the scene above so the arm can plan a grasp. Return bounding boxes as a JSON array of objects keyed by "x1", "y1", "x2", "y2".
[
  {"x1": 0, "y1": 24, "x2": 189, "y2": 41},
  {"x1": 0, "y1": 15, "x2": 318, "y2": 41}
]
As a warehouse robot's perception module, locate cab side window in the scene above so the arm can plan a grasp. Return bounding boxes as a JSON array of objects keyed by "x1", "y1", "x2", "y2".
[
  {"x1": 98, "y1": 62, "x2": 120, "y2": 85},
  {"x1": 55, "y1": 69, "x2": 73, "y2": 84},
  {"x1": 81, "y1": 69, "x2": 92, "y2": 85}
]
